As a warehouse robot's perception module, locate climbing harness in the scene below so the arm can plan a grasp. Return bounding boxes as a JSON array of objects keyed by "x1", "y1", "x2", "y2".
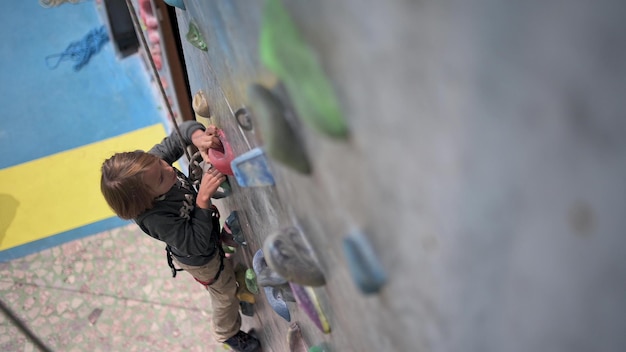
[
  {"x1": 165, "y1": 247, "x2": 184, "y2": 278},
  {"x1": 193, "y1": 245, "x2": 225, "y2": 287},
  {"x1": 166, "y1": 244, "x2": 225, "y2": 284},
  {"x1": 165, "y1": 209, "x2": 225, "y2": 286},
  {"x1": 45, "y1": 26, "x2": 109, "y2": 71}
]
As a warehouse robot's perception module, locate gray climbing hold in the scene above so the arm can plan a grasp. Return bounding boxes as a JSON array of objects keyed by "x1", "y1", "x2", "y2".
[
  {"x1": 235, "y1": 108, "x2": 253, "y2": 131},
  {"x1": 263, "y1": 227, "x2": 326, "y2": 287},
  {"x1": 252, "y1": 249, "x2": 288, "y2": 287},
  {"x1": 247, "y1": 84, "x2": 312, "y2": 174}
]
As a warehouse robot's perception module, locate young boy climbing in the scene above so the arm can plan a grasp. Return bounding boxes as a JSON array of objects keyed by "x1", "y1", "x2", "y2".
[{"x1": 100, "y1": 121, "x2": 260, "y2": 352}]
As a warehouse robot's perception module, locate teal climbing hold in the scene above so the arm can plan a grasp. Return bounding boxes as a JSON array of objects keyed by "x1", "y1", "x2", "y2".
[
  {"x1": 224, "y1": 211, "x2": 246, "y2": 246},
  {"x1": 247, "y1": 84, "x2": 312, "y2": 174},
  {"x1": 308, "y1": 345, "x2": 329, "y2": 352},
  {"x1": 343, "y1": 230, "x2": 387, "y2": 294},
  {"x1": 259, "y1": 0, "x2": 348, "y2": 139},
  {"x1": 162, "y1": 0, "x2": 185, "y2": 10}
]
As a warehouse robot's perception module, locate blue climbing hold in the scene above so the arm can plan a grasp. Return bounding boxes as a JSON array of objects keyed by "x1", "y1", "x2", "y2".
[
  {"x1": 264, "y1": 286, "x2": 291, "y2": 322},
  {"x1": 343, "y1": 230, "x2": 387, "y2": 294},
  {"x1": 231, "y1": 148, "x2": 276, "y2": 187},
  {"x1": 253, "y1": 249, "x2": 291, "y2": 321}
]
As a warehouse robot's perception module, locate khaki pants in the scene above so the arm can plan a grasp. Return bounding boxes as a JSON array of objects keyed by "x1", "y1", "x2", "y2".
[{"x1": 174, "y1": 255, "x2": 241, "y2": 343}]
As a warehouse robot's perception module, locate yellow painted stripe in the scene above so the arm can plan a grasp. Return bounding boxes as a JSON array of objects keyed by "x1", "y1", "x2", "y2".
[{"x1": 0, "y1": 124, "x2": 168, "y2": 250}]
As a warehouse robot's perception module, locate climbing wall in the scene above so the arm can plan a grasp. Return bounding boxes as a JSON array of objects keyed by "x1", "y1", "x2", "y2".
[{"x1": 170, "y1": 0, "x2": 626, "y2": 351}]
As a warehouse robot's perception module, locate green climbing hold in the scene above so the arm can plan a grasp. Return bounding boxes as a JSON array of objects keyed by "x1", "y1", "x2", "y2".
[
  {"x1": 235, "y1": 265, "x2": 256, "y2": 305},
  {"x1": 212, "y1": 179, "x2": 232, "y2": 199},
  {"x1": 245, "y1": 268, "x2": 259, "y2": 294},
  {"x1": 247, "y1": 84, "x2": 312, "y2": 174},
  {"x1": 308, "y1": 346, "x2": 326, "y2": 352},
  {"x1": 186, "y1": 22, "x2": 207, "y2": 51},
  {"x1": 259, "y1": 0, "x2": 348, "y2": 138}
]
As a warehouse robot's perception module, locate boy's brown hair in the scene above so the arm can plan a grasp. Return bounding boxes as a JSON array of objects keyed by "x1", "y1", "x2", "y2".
[{"x1": 100, "y1": 151, "x2": 161, "y2": 220}]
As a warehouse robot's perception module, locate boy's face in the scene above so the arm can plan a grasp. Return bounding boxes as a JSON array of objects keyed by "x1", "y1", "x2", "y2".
[{"x1": 143, "y1": 159, "x2": 177, "y2": 197}]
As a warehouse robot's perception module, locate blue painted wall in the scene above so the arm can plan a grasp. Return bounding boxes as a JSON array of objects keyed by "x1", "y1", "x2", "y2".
[
  {"x1": 0, "y1": 1, "x2": 166, "y2": 260},
  {"x1": 0, "y1": 1, "x2": 164, "y2": 169}
]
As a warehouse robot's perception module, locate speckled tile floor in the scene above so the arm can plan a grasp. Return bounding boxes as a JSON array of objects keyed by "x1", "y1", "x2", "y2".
[{"x1": 0, "y1": 224, "x2": 238, "y2": 352}]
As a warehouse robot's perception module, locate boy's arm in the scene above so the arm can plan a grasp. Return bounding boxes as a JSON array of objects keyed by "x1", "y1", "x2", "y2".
[
  {"x1": 196, "y1": 168, "x2": 226, "y2": 209},
  {"x1": 148, "y1": 121, "x2": 205, "y2": 164}
]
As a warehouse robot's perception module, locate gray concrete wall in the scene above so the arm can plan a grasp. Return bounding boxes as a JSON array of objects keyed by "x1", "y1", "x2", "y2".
[{"x1": 176, "y1": 0, "x2": 626, "y2": 351}]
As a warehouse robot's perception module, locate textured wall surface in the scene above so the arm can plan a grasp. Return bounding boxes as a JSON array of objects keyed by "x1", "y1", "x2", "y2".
[{"x1": 175, "y1": 0, "x2": 626, "y2": 351}]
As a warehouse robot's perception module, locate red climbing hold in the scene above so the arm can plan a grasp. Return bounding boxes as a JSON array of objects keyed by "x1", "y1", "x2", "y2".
[{"x1": 209, "y1": 129, "x2": 235, "y2": 175}]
